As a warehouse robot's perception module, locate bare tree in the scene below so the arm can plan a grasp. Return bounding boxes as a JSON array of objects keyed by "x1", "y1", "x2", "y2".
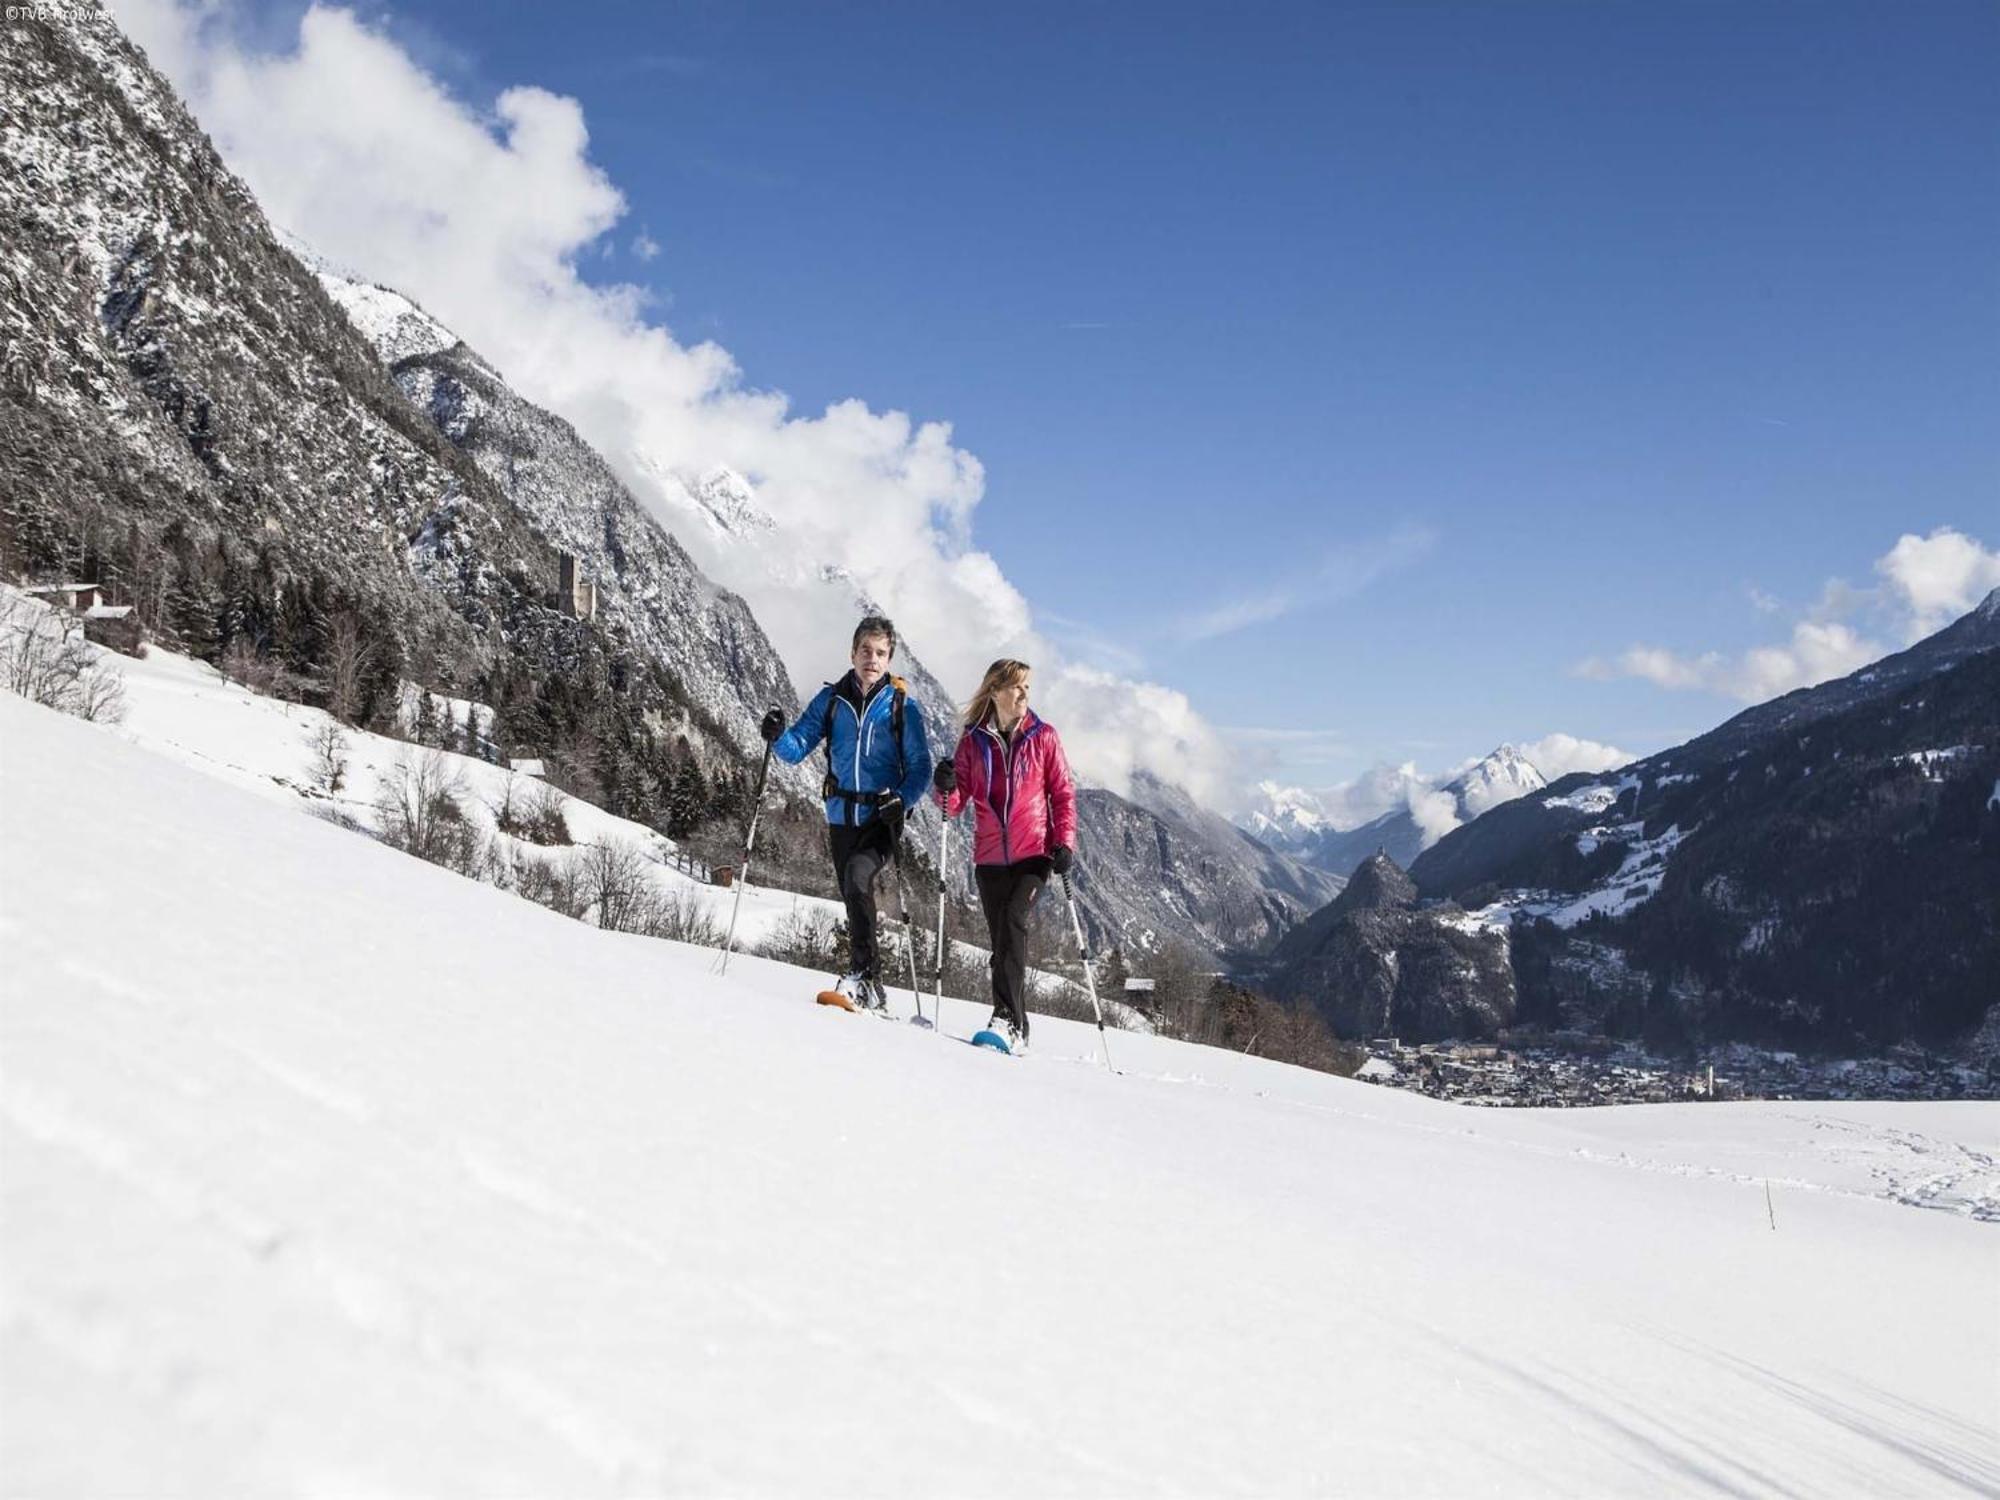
[
  {"x1": 754, "y1": 906, "x2": 842, "y2": 969},
  {"x1": 221, "y1": 635, "x2": 277, "y2": 696},
  {"x1": 374, "y1": 748, "x2": 479, "y2": 872},
  {"x1": 308, "y1": 718, "x2": 349, "y2": 794},
  {"x1": 511, "y1": 849, "x2": 590, "y2": 920},
  {"x1": 0, "y1": 595, "x2": 126, "y2": 723},
  {"x1": 491, "y1": 772, "x2": 572, "y2": 845},
  {"x1": 524, "y1": 779, "x2": 570, "y2": 845},
  {"x1": 643, "y1": 885, "x2": 725, "y2": 946},
  {"x1": 1142, "y1": 941, "x2": 1222, "y2": 1044},
  {"x1": 324, "y1": 610, "x2": 370, "y2": 724},
  {"x1": 580, "y1": 838, "x2": 652, "y2": 932}
]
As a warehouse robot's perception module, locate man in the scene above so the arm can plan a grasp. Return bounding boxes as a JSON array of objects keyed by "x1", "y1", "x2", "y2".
[{"x1": 761, "y1": 615, "x2": 933, "y2": 1010}]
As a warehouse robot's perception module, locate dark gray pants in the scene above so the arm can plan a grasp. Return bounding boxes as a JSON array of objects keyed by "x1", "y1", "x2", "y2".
[
  {"x1": 829, "y1": 821, "x2": 894, "y2": 977},
  {"x1": 976, "y1": 857, "x2": 1051, "y2": 1035}
]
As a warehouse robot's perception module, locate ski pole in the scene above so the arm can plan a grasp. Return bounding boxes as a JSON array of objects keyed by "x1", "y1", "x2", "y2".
[
  {"x1": 714, "y1": 742, "x2": 774, "y2": 977},
  {"x1": 1060, "y1": 871, "x2": 1116, "y2": 1073},
  {"x1": 934, "y1": 812, "x2": 950, "y2": 1041},
  {"x1": 893, "y1": 836, "x2": 928, "y2": 1026}
]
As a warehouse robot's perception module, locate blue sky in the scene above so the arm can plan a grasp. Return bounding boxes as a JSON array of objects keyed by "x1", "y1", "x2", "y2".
[{"x1": 221, "y1": 0, "x2": 1998, "y2": 795}]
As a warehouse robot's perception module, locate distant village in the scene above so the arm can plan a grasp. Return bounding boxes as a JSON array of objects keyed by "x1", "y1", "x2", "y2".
[{"x1": 1352, "y1": 1036, "x2": 1999, "y2": 1107}]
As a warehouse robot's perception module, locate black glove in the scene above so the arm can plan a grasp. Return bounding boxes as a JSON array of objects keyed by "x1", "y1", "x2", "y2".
[
  {"x1": 1049, "y1": 843, "x2": 1073, "y2": 876},
  {"x1": 933, "y1": 760, "x2": 956, "y2": 794},
  {"x1": 875, "y1": 793, "x2": 906, "y2": 841},
  {"x1": 759, "y1": 707, "x2": 785, "y2": 744}
]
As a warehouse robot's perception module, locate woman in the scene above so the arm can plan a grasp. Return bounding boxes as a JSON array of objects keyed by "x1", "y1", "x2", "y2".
[{"x1": 932, "y1": 659, "x2": 1077, "y2": 1054}]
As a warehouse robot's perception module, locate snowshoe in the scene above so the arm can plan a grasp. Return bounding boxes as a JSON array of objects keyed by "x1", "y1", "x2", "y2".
[{"x1": 815, "y1": 972, "x2": 868, "y2": 1012}]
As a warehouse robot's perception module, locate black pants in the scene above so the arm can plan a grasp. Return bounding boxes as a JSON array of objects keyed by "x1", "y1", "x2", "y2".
[
  {"x1": 976, "y1": 857, "x2": 1051, "y2": 1035},
  {"x1": 828, "y1": 821, "x2": 896, "y2": 977}
]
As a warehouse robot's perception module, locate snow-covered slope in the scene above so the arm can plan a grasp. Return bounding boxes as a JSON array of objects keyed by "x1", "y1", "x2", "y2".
[
  {"x1": 0, "y1": 584, "x2": 841, "y2": 954},
  {"x1": 5, "y1": 691, "x2": 1997, "y2": 1495}
]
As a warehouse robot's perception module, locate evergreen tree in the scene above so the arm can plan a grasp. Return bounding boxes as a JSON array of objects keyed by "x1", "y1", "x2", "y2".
[
  {"x1": 214, "y1": 542, "x2": 248, "y2": 658},
  {"x1": 167, "y1": 556, "x2": 219, "y2": 660},
  {"x1": 357, "y1": 622, "x2": 405, "y2": 731},
  {"x1": 669, "y1": 757, "x2": 708, "y2": 839},
  {"x1": 623, "y1": 759, "x2": 661, "y2": 829}
]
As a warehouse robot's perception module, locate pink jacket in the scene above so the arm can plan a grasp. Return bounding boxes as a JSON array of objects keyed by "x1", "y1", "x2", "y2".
[{"x1": 935, "y1": 710, "x2": 1078, "y2": 867}]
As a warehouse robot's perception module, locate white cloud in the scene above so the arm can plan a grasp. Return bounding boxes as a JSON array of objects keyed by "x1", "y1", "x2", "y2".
[
  {"x1": 1404, "y1": 787, "x2": 1461, "y2": 847},
  {"x1": 1326, "y1": 761, "x2": 1434, "y2": 830},
  {"x1": 1174, "y1": 527, "x2": 1437, "y2": 643},
  {"x1": 1875, "y1": 527, "x2": 2000, "y2": 640},
  {"x1": 1241, "y1": 733, "x2": 1632, "y2": 848},
  {"x1": 1577, "y1": 621, "x2": 1882, "y2": 702},
  {"x1": 1577, "y1": 527, "x2": 1998, "y2": 705},
  {"x1": 117, "y1": 0, "x2": 1241, "y2": 801},
  {"x1": 1178, "y1": 589, "x2": 1295, "y2": 643},
  {"x1": 630, "y1": 230, "x2": 660, "y2": 262},
  {"x1": 1515, "y1": 733, "x2": 1632, "y2": 780}
]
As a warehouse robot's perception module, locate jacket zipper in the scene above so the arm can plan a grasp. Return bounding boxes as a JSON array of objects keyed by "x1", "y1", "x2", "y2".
[
  {"x1": 839, "y1": 682, "x2": 892, "y2": 828},
  {"x1": 834, "y1": 694, "x2": 863, "y2": 827}
]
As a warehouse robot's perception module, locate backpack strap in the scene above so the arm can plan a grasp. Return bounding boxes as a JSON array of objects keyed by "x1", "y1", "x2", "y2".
[
  {"x1": 818, "y1": 675, "x2": 910, "y2": 825},
  {"x1": 890, "y1": 675, "x2": 907, "y2": 784}
]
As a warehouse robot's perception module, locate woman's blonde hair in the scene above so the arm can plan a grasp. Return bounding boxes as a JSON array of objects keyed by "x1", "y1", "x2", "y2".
[{"x1": 964, "y1": 658, "x2": 1031, "y2": 728}]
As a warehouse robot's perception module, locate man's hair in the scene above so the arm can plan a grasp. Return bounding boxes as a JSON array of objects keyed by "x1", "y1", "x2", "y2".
[{"x1": 851, "y1": 614, "x2": 897, "y2": 657}]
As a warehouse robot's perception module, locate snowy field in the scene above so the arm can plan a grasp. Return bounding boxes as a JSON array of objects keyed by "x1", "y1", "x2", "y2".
[
  {"x1": 4, "y1": 687, "x2": 1999, "y2": 1495},
  {"x1": 0, "y1": 584, "x2": 848, "y2": 954}
]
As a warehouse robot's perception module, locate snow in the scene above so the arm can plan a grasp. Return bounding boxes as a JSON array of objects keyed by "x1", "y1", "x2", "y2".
[
  {"x1": 1451, "y1": 744, "x2": 1548, "y2": 818},
  {"x1": 316, "y1": 273, "x2": 459, "y2": 366},
  {"x1": 5, "y1": 688, "x2": 1999, "y2": 1494},
  {"x1": 1479, "y1": 821, "x2": 1693, "y2": 930},
  {"x1": 1544, "y1": 782, "x2": 1618, "y2": 814},
  {"x1": 1895, "y1": 745, "x2": 1979, "y2": 779},
  {"x1": 1240, "y1": 779, "x2": 1330, "y2": 845},
  {"x1": 0, "y1": 586, "x2": 842, "y2": 954},
  {"x1": 1435, "y1": 906, "x2": 1510, "y2": 938}
]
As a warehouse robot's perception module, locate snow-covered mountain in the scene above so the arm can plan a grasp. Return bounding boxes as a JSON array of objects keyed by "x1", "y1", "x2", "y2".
[
  {"x1": 1267, "y1": 849, "x2": 1516, "y2": 1041},
  {"x1": 1409, "y1": 593, "x2": 2000, "y2": 1052},
  {"x1": 0, "y1": 14, "x2": 543, "y2": 670},
  {"x1": 1072, "y1": 772, "x2": 1344, "y2": 959},
  {"x1": 0, "y1": 10, "x2": 784, "y2": 801},
  {"x1": 1292, "y1": 745, "x2": 1553, "y2": 879},
  {"x1": 1451, "y1": 742, "x2": 1549, "y2": 817},
  {"x1": 8, "y1": 682, "x2": 1996, "y2": 1493},
  {"x1": 1239, "y1": 779, "x2": 1331, "y2": 850},
  {"x1": 311, "y1": 268, "x2": 814, "y2": 792}
]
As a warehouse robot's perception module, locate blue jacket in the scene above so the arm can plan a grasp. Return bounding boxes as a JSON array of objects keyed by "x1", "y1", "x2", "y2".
[{"x1": 773, "y1": 672, "x2": 933, "y2": 827}]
